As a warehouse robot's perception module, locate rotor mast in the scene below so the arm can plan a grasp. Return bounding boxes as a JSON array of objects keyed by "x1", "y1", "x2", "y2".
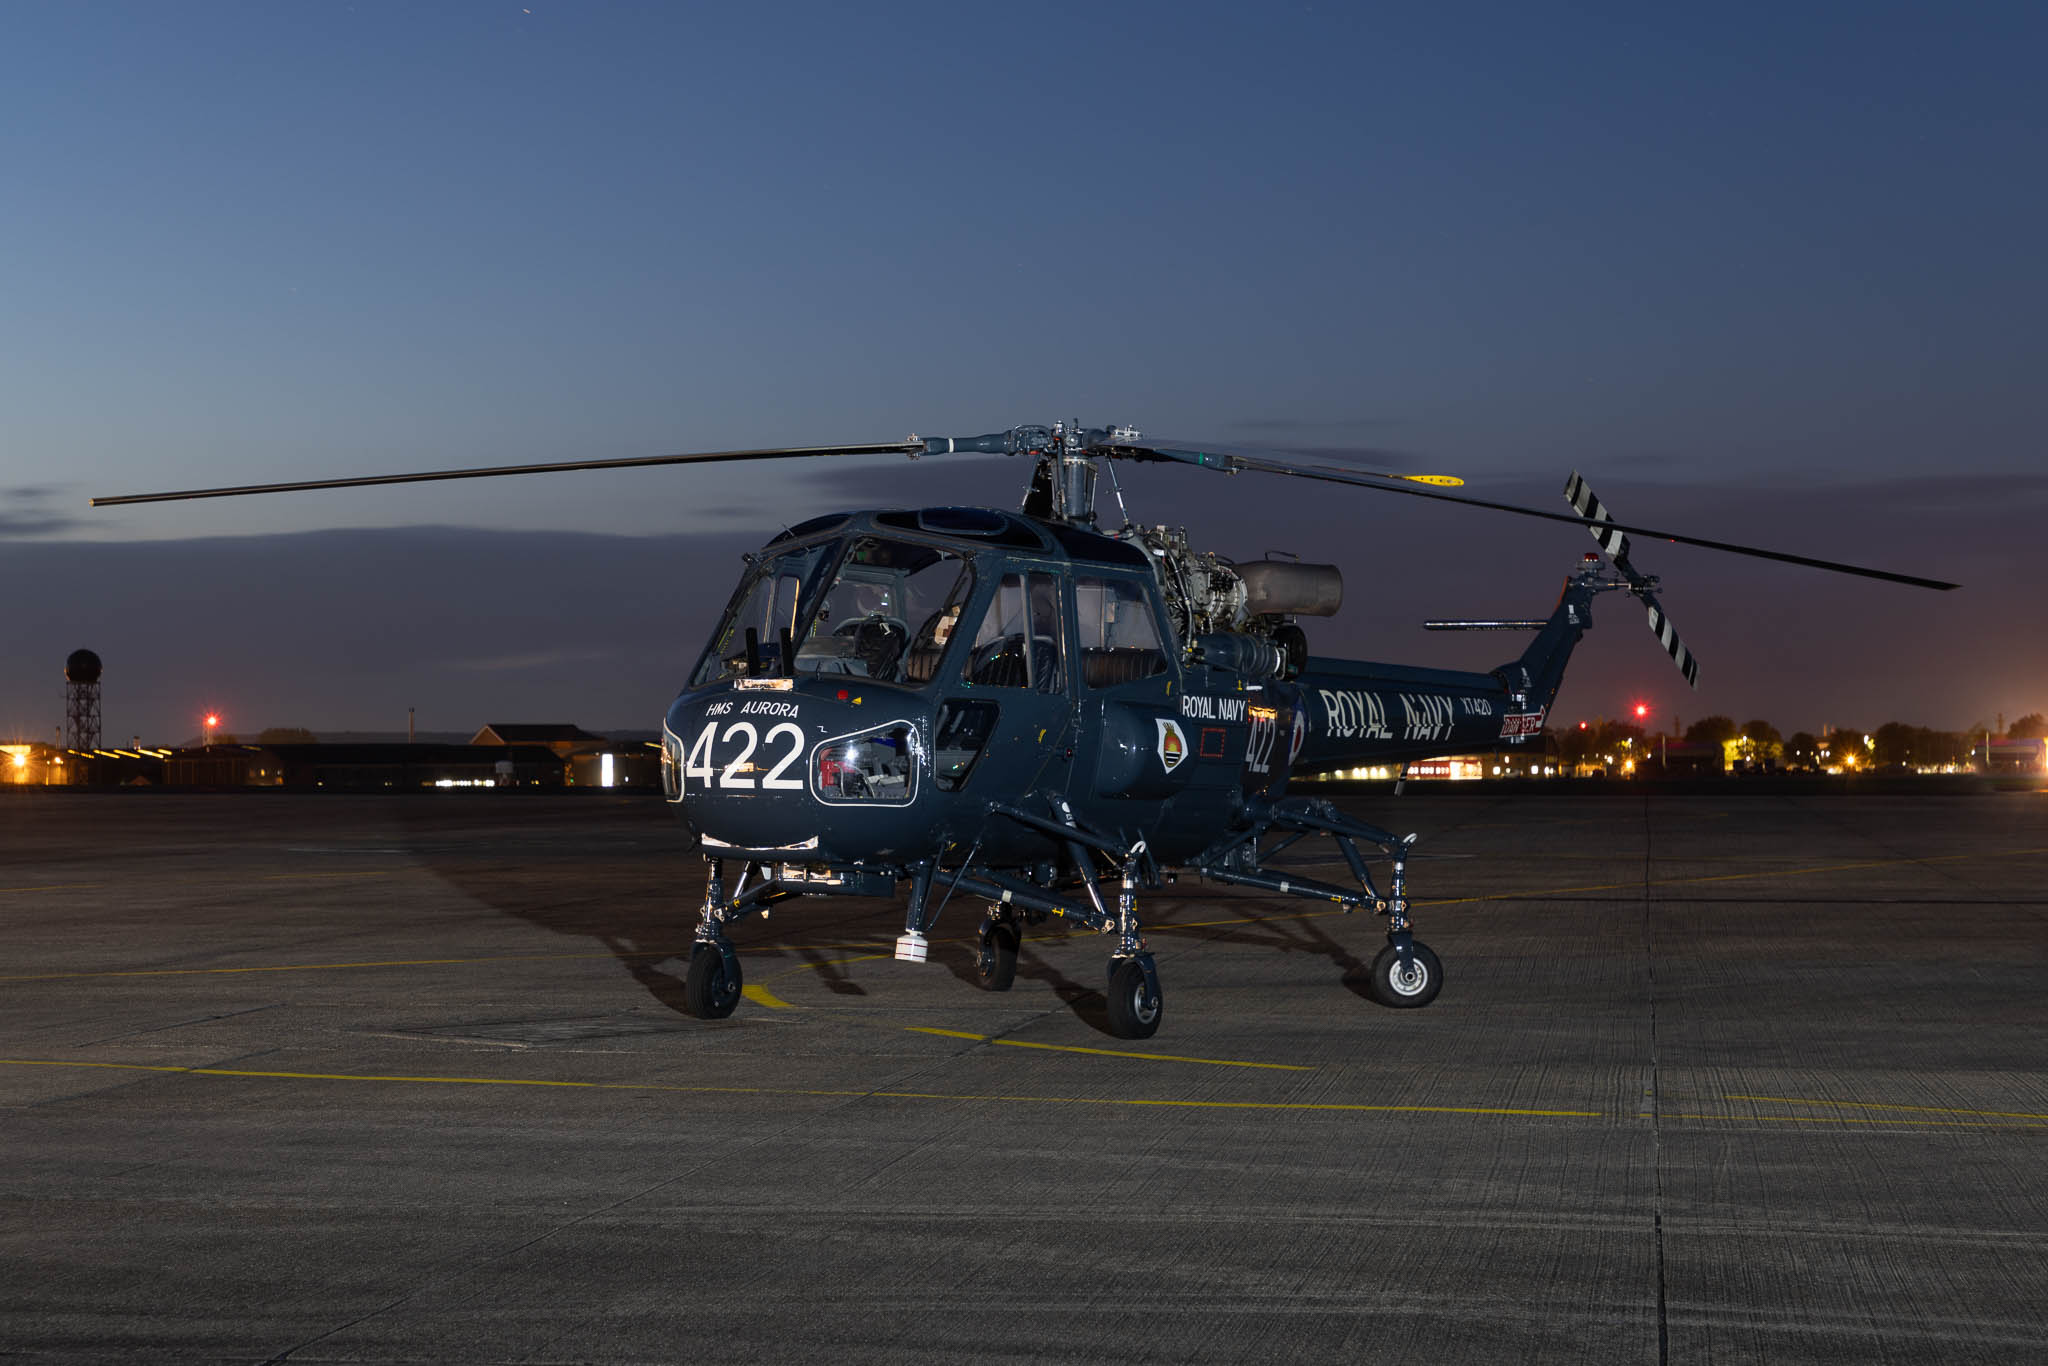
[{"x1": 916, "y1": 421, "x2": 1137, "y2": 526}]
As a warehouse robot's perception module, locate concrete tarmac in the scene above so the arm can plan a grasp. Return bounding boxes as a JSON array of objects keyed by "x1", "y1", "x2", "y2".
[{"x1": 3, "y1": 789, "x2": 2046, "y2": 1364}]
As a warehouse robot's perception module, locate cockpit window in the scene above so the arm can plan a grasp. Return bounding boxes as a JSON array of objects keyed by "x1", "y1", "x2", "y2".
[
  {"x1": 792, "y1": 538, "x2": 974, "y2": 687},
  {"x1": 963, "y1": 570, "x2": 1066, "y2": 693},
  {"x1": 1076, "y1": 576, "x2": 1169, "y2": 687},
  {"x1": 692, "y1": 543, "x2": 834, "y2": 686}
]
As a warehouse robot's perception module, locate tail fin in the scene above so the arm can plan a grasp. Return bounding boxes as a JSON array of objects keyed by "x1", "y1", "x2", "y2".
[{"x1": 1495, "y1": 559, "x2": 1603, "y2": 715}]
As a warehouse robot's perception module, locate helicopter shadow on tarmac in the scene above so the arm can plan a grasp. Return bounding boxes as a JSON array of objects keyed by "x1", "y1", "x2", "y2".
[
  {"x1": 924, "y1": 931, "x2": 1114, "y2": 1033},
  {"x1": 375, "y1": 798, "x2": 738, "y2": 1018},
  {"x1": 379, "y1": 799, "x2": 1131, "y2": 1023},
  {"x1": 1147, "y1": 904, "x2": 1381, "y2": 1004},
  {"x1": 382, "y1": 802, "x2": 1392, "y2": 1030},
  {"x1": 923, "y1": 894, "x2": 1377, "y2": 1028}
]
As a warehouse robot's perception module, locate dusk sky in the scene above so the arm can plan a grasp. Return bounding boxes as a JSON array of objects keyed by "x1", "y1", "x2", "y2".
[{"x1": 4, "y1": 3, "x2": 2044, "y2": 743}]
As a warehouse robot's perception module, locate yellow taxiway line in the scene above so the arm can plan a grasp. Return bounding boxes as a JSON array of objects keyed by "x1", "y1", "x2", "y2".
[
  {"x1": 907, "y1": 1026, "x2": 1314, "y2": 1071},
  {"x1": 1726, "y1": 1093, "x2": 2048, "y2": 1122},
  {"x1": 0, "y1": 1057, "x2": 1598, "y2": 1118},
  {"x1": 1653, "y1": 1111, "x2": 2048, "y2": 1130},
  {"x1": 6, "y1": 1059, "x2": 2039, "y2": 1129}
]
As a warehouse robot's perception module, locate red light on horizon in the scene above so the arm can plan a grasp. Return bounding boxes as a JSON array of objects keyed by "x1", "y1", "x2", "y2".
[
  {"x1": 204, "y1": 714, "x2": 220, "y2": 727},
  {"x1": 1634, "y1": 703, "x2": 1650, "y2": 719}
]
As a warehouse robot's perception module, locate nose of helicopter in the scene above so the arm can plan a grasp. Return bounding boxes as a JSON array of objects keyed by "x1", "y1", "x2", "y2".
[{"x1": 662, "y1": 684, "x2": 927, "y2": 860}]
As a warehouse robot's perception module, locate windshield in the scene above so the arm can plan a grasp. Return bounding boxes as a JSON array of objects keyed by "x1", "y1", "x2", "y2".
[
  {"x1": 691, "y1": 542, "x2": 835, "y2": 686},
  {"x1": 793, "y1": 537, "x2": 974, "y2": 687},
  {"x1": 691, "y1": 536, "x2": 975, "y2": 689}
]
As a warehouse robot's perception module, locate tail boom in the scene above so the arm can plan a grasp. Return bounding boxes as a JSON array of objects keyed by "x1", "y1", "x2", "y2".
[{"x1": 1292, "y1": 565, "x2": 1600, "y2": 775}]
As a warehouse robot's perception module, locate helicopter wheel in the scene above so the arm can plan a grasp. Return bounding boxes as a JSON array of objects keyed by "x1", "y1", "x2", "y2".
[
  {"x1": 1105, "y1": 958, "x2": 1162, "y2": 1040},
  {"x1": 1367, "y1": 940, "x2": 1442, "y2": 1009},
  {"x1": 973, "y1": 917, "x2": 1019, "y2": 992},
  {"x1": 685, "y1": 943, "x2": 743, "y2": 1019}
]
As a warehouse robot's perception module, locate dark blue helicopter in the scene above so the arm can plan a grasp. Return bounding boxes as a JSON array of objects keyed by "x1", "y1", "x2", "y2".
[{"x1": 95, "y1": 423, "x2": 1955, "y2": 1037}]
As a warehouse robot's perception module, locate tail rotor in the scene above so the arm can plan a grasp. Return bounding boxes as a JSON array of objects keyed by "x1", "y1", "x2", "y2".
[{"x1": 1564, "y1": 472, "x2": 1701, "y2": 690}]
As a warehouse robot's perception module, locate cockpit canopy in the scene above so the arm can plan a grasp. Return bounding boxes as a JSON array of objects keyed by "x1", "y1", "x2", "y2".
[
  {"x1": 691, "y1": 509, "x2": 1175, "y2": 693},
  {"x1": 693, "y1": 533, "x2": 972, "y2": 688}
]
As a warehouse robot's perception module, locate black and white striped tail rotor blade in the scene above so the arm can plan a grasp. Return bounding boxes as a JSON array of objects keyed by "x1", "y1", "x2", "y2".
[
  {"x1": 1564, "y1": 470, "x2": 1632, "y2": 568},
  {"x1": 1564, "y1": 472, "x2": 1699, "y2": 687},
  {"x1": 1642, "y1": 593, "x2": 1701, "y2": 689}
]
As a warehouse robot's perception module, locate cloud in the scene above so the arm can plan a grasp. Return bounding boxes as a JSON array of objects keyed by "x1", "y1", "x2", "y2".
[
  {"x1": 436, "y1": 648, "x2": 618, "y2": 673},
  {"x1": 1223, "y1": 417, "x2": 1404, "y2": 434},
  {"x1": 0, "y1": 486, "x2": 82, "y2": 538},
  {"x1": 0, "y1": 477, "x2": 2036, "y2": 744}
]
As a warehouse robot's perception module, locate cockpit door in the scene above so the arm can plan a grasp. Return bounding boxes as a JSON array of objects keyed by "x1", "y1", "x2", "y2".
[
  {"x1": 1072, "y1": 571, "x2": 1186, "y2": 805},
  {"x1": 948, "y1": 566, "x2": 1076, "y2": 799}
]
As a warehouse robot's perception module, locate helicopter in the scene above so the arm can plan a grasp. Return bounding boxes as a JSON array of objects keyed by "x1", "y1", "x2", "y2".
[{"x1": 95, "y1": 423, "x2": 1956, "y2": 1038}]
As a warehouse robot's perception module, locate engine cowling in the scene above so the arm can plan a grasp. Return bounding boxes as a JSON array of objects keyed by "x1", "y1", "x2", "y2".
[{"x1": 1235, "y1": 560, "x2": 1343, "y2": 618}]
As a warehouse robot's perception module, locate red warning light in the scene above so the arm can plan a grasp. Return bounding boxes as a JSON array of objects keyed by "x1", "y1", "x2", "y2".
[
  {"x1": 205, "y1": 714, "x2": 220, "y2": 728},
  {"x1": 1578, "y1": 721, "x2": 1588, "y2": 730},
  {"x1": 1634, "y1": 703, "x2": 1649, "y2": 720}
]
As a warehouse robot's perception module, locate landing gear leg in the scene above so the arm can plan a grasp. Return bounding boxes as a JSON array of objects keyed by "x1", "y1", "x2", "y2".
[
  {"x1": 1368, "y1": 844, "x2": 1441, "y2": 1008},
  {"x1": 1104, "y1": 844, "x2": 1161, "y2": 1039},
  {"x1": 685, "y1": 859, "x2": 744, "y2": 1019},
  {"x1": 965, "y1": 801, "x2": 1169, "y2": 1035}
]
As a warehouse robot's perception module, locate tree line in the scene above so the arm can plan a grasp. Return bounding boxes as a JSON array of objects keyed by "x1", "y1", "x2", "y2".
[{"x1": 1662, "y1": 716, "x2": 2048, "y2": 770}]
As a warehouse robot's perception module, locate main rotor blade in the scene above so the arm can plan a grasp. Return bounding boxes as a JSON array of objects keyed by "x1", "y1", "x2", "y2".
[
  {"x1": 90, "y1": 440, "x2": 927, "y2": 507},
  {"x1": 1117, "y1": 445, "x2": 1959, "y2": 591},
  {"x1": 1235, "y1": 442, "x2": 1466, "y2": 486}
]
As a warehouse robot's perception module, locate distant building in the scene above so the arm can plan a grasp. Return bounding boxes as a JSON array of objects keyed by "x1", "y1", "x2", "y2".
[
  {"x1": 469, "y1": 724, "x2": 609, "y2": 759},
  {"x1": 6, "y1": 726, "x2": 655, "y2": 791},
  {"x1": 3, "y1": 743, "x2": 63, "y2": 786},
  {"x1": 71, "y1": 748, "x2": 171, "y2": 786},
  {"x1": 1304, "y1": 735, "x2": 1566, "y2": 782},
  {"x1": 162, "y1": 743, "x2": 565, "y2": 789},
  {"x1": 1983, "y1": 737, "x2": 2047, "y2": 775},
  {"x1": 1654, "y1": 741, "x2": 1728, "y2": 775}
]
